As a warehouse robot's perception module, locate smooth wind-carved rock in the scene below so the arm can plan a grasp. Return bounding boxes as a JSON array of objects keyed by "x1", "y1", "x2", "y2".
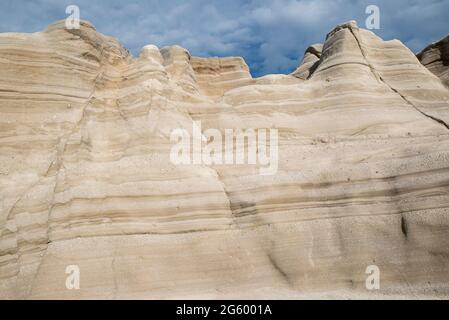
[{"x1": 0, "y1": 20, "x2": 449, "y2": 299}]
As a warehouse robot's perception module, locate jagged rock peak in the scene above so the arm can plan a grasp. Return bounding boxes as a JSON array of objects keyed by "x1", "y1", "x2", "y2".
[{"x1": 325, "y1": 20, "x2": 359, "y2": 40}]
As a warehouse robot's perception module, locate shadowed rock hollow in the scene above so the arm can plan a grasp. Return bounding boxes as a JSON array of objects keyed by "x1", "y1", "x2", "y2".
[
  {"x1": 1, "y1": 20, "x2": 449, "y2": 299},
  {"x1": 418, "y1": 34, "x2": 449, "y2": 88}
]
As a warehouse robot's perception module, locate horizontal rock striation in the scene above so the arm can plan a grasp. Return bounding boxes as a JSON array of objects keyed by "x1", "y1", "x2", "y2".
[
  {"x1": 291, "y1": 43, "x2": 322, "y2": 79},
  {"x1": 0, "y1": 20, "x2": 449, "y2": 299},
  {"x1": 417, "y1": 35, "x2": 449, "y2": 88}
]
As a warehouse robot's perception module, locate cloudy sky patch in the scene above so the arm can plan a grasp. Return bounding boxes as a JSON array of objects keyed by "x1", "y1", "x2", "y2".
[{"x1": 1, "y1": 0, "x2": 448, "y2": 76}]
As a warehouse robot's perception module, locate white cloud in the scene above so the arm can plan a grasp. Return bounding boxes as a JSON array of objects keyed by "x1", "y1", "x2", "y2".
[{"x1": 0, "y1": 0, "x2": 448, "y2": 76}]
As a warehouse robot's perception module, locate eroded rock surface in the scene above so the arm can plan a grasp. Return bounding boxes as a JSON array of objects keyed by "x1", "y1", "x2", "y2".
[
  {"x1": 291, "y1": 43, "x2": 322, "y2": 79},
  {"x1": 1, "y1": 20, "x2": 449, "y2": 299},
  {"x1": 418, "y1": 35, "x2": 449, "y2": 88}
]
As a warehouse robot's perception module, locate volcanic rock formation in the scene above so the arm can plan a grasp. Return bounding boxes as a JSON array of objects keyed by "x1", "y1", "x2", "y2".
[{"x1": 1, "y1": 20, "x2": 449, "y2": 299}]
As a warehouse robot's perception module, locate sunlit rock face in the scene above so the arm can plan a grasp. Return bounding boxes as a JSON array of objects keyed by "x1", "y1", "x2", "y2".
[{"x1": 1, "y1": 19, "x2": 449, "y2": 299}]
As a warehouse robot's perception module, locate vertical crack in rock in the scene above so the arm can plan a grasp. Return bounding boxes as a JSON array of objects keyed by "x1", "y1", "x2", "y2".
[
  {"x1": 347, "y1": 26, "x2": 382, "y2": 84},
  {"x1": 207, "y1": 168, "x2": 234, "y2": 226},
  {"x1": 401, "y1": 215, "x2": 409, "y2": 238},
  {"x1": 267, "y1": 252, "x2": 292, "y2": 287},
  {"x1": 25, "y1": 33, "x2": 113, "y2": 297},
  {"x1": 305, "y1": 60, "x2": 321, "y2": 80},
  {"x1": 348, "y1": 25, "x2": 449, "y2": 131},
  {"x1": 387, "y1": 86, "x2": 449, "y2": 130},
  {"x1": 2, "y1": 19, "x2": 449, "y2": 299}
]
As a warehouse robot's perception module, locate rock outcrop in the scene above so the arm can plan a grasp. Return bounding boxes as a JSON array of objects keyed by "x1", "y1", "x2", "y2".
[
  {"x1": 1, "y1": 20, "x2": 449, "y2": 299},
  {"x1": 191, "y1": 56, "x2": 253, "y2": 96},
  {"x1": 417, "y1": 35, "x2": 449, "y2": 88},
  {"x1": 291, "y1": 43, "x2": 322, "y2": 79}
]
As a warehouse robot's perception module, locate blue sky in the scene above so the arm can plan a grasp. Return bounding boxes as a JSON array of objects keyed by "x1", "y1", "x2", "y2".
[{"x1": 1, "y1": 0, "x2": 448, "y2": 76}]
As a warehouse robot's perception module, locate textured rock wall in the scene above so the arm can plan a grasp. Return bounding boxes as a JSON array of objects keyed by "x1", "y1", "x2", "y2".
[
  {"x1": 418, "y1": 35, "x2": 449, "y2": 88},
  {"x1": 0, "y1": 20, "x2": 449, "y2": 299}
]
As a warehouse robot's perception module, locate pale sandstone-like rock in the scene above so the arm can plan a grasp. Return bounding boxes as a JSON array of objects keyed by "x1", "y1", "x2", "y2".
[
  {"x1": 291, "y1": 43, "x2": 322, "y2": 79},
  {"x1": 1, "y1": 20, "x2": 449, "y2": 299},
  {"x1": 417, "y1": 35, "x2": 449, "y2": 88},
  {"x1": 191, "y1": 56, "x2": 254, "y2": 97}
]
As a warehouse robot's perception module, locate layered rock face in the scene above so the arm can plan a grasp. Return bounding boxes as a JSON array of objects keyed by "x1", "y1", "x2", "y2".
[
  {"x1": 291, "y1": 43, "x2": 322, "y2": 79},
  {"x1": 1, "y1": 20, "x2": 449, "y2": 299},
  {"x1": 417, "y1": 35, "x2": 449, "y2": 88}
]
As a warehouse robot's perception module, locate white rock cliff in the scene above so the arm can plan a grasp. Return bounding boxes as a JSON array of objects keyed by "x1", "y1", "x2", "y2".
[{"x1": 1, "y1": 20, "x2": 449, "y2": 299}]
